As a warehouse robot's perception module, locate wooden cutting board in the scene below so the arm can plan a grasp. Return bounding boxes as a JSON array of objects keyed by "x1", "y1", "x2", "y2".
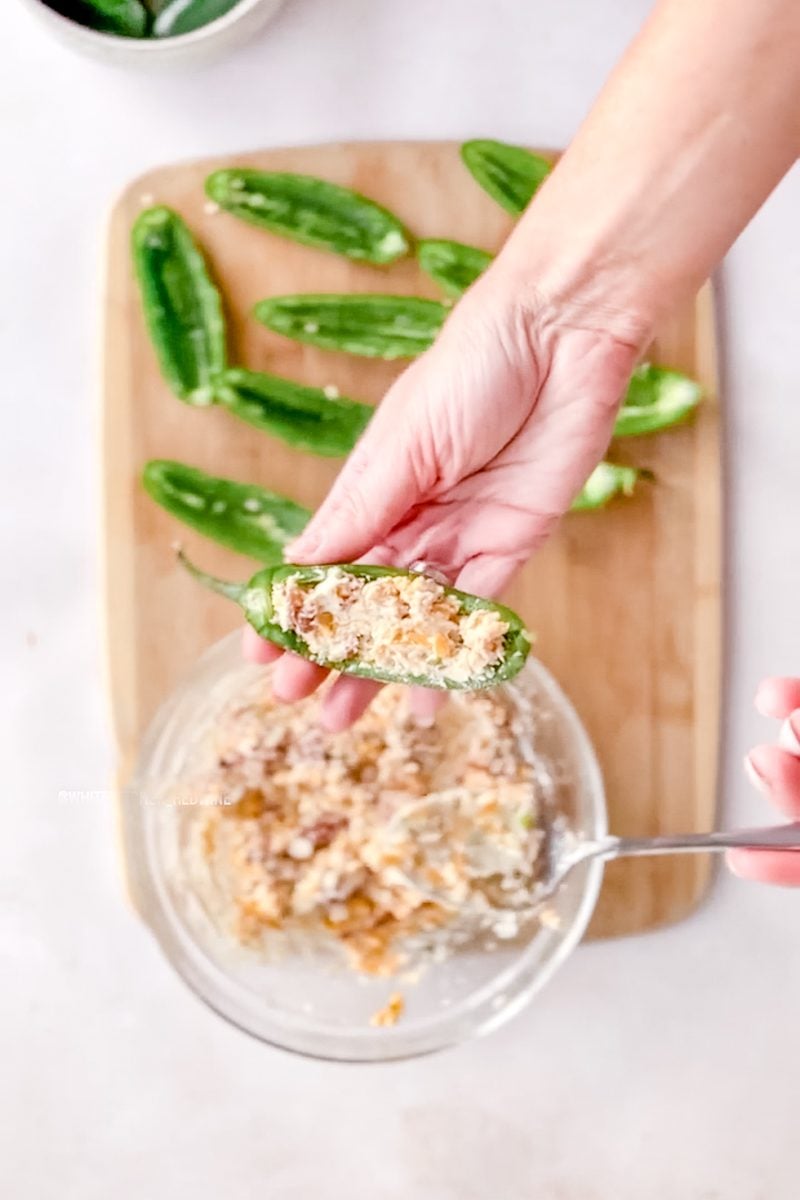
[{"x1": 103, "y1": 141, "x2": 721, "y2": 939}]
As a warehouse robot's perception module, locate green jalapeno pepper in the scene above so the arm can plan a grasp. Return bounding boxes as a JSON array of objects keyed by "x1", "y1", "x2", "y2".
[
  {"x1": 213, "y1": 368, "x2": 372, "y2": 457},
  {"x1": 205, "y1": 169, "x2": 411, "y2": 265},
  {"x1": 614, "y1": 364, "x2": 703, "y2": 437},
  {"x1": 132, "y1": 206, "x2": 226, "y2": 405},
  {"x1": 144, "y1": 461, "x2": 310, "y2": 563},
  {"x1": 49, "y1": 0, "x2": 149, "y2": 35},
  {"x1": 417, "y1": 239, "x2": 494, "y2": 297},
  {"x1": 152, "y1": 0, "x2": 240, "y2": 35},
  {"x1": 461, "y1": 140, "x2": 552, "y2": 215},
  {"x1": 253, "y1": 294, "x2": 448, "y2": 359},
  {"x1": 571, "y1": 463, "x2": 651, "y2": 511},
  {"x1": 178, "y1": 555, "x2": 532, "y2": 690}
]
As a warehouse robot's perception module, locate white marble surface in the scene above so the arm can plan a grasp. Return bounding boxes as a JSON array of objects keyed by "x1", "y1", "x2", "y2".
[{"x1": 3, "y1": 1, "x2": 799, "y2": 1196}]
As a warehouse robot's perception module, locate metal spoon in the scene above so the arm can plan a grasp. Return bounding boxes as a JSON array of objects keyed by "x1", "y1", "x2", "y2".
[
  {"x1": 525, "y1": 818, "x2": 800, "y2": 912},
  {"x1": 388, "y1": 789, "x2": 800, "y2": 915}
]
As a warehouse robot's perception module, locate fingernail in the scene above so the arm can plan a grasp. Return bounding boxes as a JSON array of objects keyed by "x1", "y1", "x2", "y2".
[
  {"x1": 724, "y1": 849, "x2": 762, "y2": 888},
  {"x1": 744, "y1": 752, "x2": 769, "y2": 795},
  {"x1": 754, "y1": 681, "x2": 774, "y2": 717},
  {"x1": 726, "y1": 849, "x2": 755, "y2": 881},
  {"x1": 778, "y1": 714, "x2": 800, "y2": 756}
]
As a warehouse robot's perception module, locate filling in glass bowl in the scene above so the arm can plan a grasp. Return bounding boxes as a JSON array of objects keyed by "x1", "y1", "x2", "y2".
[{"x1": 170, "y1": 673, "x2": 554, "y2": 982}]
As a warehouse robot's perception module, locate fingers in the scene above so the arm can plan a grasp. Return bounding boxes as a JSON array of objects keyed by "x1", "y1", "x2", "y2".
[
  {"x1": 779, "y1": 714, "x2": 800, "y2": 755},
  {"x1": 240, "y1": 628, "x2": 373, "y2": 726},
  {"x1": 286, "y1": 359, "x2": 436, "y2": 567},
  {"x1": 732, "y1": 719, "x2": 800, "y2": 885},
  {"x1": 319, "y1": 676, "x2": 447, "y2": 732},
  {"x1": 242, "y1": 624, "x2": 282, "y2": 664},
  {"x1": 271, "y1": 654, "x2": 328, "y2": 703},
  {"x1": 285, "y1": 282, "x2": 546, "y2": 570},
  {"x1": 727, "y1": 850, "x2": 800, "y2": 887},
  {"x1": 410, "y1": 687, "x2": 447, "y2": 723},
  {"x1": 376, "y1": 496, "x2": 547, "y2": 598},
  {"x1": 754, "y1": 677, "x2": 800, "y2": 719},
  {"x1": 454, "y1": 551, "x2": 531, "y2": 600},
  {"x1": 320, "y1": 677, "x2": 383, "y2": 733},
  {"x1": 744, "y1": 744, "x2": 800, "y2": 818},
  {"x1": 241, "y1": 628, "x2": 328, "y2": 705}
]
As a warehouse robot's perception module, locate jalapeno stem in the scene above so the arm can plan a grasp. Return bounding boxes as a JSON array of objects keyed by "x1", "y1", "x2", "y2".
[{"x1": 175, "y1": 547, "x2": 248, "y2": 604}]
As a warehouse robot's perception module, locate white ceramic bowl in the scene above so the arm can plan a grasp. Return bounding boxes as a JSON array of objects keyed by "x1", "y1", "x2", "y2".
[
  {"x1": 125, "y1": 631, "x2": 607, "y2": 1061},
  {"x1": 20, "y1": 0, "x2": 288, "y2": 67}
]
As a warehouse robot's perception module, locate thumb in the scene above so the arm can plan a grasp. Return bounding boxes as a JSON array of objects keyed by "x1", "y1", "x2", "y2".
[{"x1": 286, "y1": 361, "x2": 434, "y2": 564}]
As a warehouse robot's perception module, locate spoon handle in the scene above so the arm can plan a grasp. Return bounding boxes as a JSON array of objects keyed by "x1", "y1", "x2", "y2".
[{"x1": 603, "y1": 822, "x2": 800, "y2": 862}]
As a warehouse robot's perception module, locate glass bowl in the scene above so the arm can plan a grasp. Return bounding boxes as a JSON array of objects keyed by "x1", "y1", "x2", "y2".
[
  {"x1": 20, "y1": 0, "x2": 288, "y2": 66},
  {"x1": 125, "y1": 631, "x2": 606, "y2": 1061}
]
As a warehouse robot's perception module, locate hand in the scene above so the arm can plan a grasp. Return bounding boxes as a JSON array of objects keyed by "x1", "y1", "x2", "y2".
[
  {"x1": 244, "y1": 265, "x2": 647, "y2": 729},
  {"x1": 728, "y1": 677, "x2": 800, "y2": 885}
]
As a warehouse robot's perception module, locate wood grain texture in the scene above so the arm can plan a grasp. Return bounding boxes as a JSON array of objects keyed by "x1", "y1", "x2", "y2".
[{"x1": 103, "y1": 141, "x2": 721, "y2": 938}]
